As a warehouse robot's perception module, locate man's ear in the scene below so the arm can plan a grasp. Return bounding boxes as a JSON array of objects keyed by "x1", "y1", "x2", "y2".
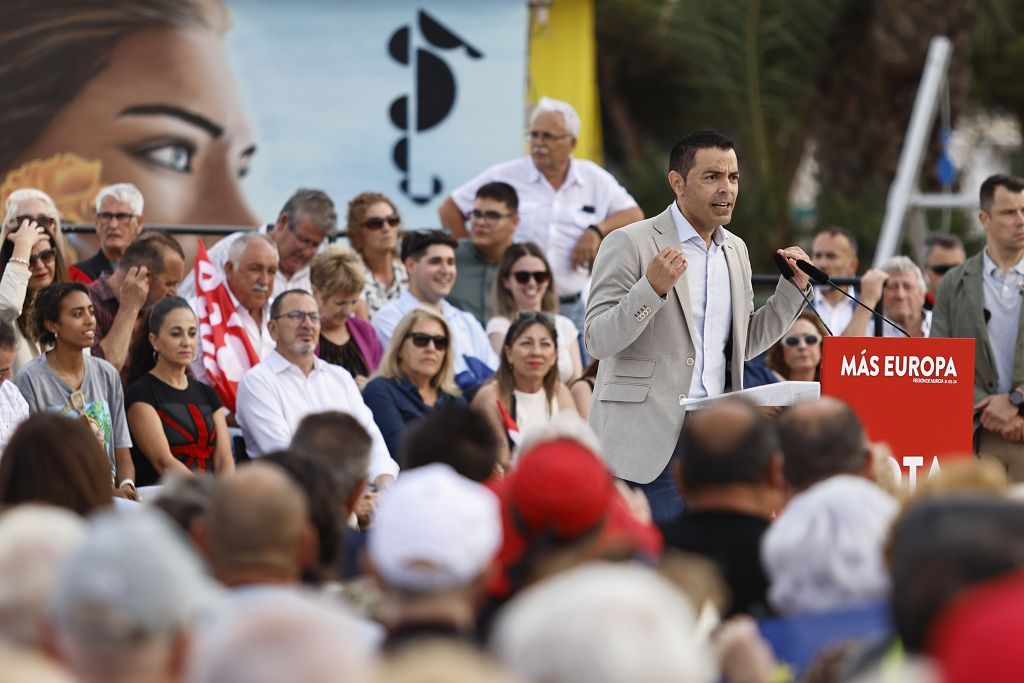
[
  {"x1": 224, "y1": 259, "x2": 235, "y2": 281},
  {"x1": 272, "y1": 213, "x2": 289, "y2": 234},
  {"x1": 668, "y1": 169, "x2": 686, "y2": 197},
  {"x1": 768, "y1": 452, "x2": 785, "y2": 491},
  {"x1": 295, "y1": 522, "x2": 318, "y2": 575}
]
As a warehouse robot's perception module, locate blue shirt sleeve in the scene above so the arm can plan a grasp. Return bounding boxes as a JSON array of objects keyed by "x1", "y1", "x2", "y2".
[{"x1": 361, "y1": 378, "x2": 410, "y2": 461}]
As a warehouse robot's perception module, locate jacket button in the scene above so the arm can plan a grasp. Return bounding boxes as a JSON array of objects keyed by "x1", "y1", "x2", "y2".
[{"x1": 686, "y1": 357, "x2": 695, "y2": 366}]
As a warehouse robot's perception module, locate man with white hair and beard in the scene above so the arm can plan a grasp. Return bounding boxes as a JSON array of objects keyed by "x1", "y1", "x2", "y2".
[
  {"x1": 190, "y1": 232, "x2": 279, "y2": 385},
  {"x1": 236, "y1": 289, "x2": 398, "y2": 489},
  {"x1": 46, "y1": 507, "x2": 218, "y2": 683}
]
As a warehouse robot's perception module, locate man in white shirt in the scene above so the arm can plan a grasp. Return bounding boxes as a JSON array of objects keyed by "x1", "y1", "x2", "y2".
[
  {"x1": 236, "y1": 289, "x2": 398, "y2": 489},
  {"x1": 191, "y1": 233, "x2": 279, "y2": 384},
  {"x1": 373, "y1": 231, "x2": 498, "y2": 391},
  {"x1": 438, "y1": 97, "x2": 643, "y2": 332},
  {"x1": 0, "y1": 321, "x2": 29, "y2": 453},
  {"x1": 810, "y1": 227, "x2": 887, "y2": 336},
  {"x1": 178, "y1": 188, "x2": 336, "y2": 301}
]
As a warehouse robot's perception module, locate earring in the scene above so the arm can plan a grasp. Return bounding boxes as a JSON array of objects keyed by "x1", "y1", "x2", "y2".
[{"x1": 153, "y1": 350, "x2": 159, "y2": 362}]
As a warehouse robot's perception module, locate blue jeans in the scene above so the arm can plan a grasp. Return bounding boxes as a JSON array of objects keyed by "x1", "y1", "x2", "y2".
[
  {"x1": 636, "y1": 464, "x2": 685, "y2": 524},
  {"x1": 559, "y1": 295, "x2": 589, "y2": 365}
]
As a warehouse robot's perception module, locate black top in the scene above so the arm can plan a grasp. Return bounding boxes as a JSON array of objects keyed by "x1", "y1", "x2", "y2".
[
  {"x1": 74, "y1": 249, "x2": 114, "y2": 282},
  {"x1": 318, "y1": 333, "x2": 369, "y2": 378},
  {"x1": 659, "y1": 509, "x2": 772, "y2": 618},
  {"x1": 124, "y1": 373, "x2": 223, "y2": 486}
]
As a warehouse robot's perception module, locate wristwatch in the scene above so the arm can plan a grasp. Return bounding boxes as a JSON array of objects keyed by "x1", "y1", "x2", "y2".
[{"x1": 1009, "y1": 390, "x2": 1024, "y2": 416}]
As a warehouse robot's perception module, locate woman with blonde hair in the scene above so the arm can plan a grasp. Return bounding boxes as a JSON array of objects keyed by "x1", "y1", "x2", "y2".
[
  {"x1": 0, "y1": 189, "x2": 71, "y2": 374},
  {"x1": 346, "y1": 192, "x2": 408, "y2": 317},
  {"x1": 473, "y1": 313, "x2": 577, "y2": 463},
  {"x1": 310, "y1": 245, "x2": 382, "y2": 388},
  {"x1": 487, "y1": 242, "x2": 582, "y2": 383},
  {"x1": 362, "y1": 307, "x2": 466, "y2": 459}
]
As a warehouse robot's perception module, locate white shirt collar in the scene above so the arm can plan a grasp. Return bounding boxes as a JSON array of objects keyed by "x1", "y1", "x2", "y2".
[
  {"x1": 527, "y1": 156, "x2": 584, "y2": 187},
  {"x1": 264, "y1": 349, "x2": 325, "y2": 376},
  {"x1": 983, "y1": 248, "x2": 1024, "y2": 277},
  {"x1": 668, "y1": 201, "x2": 725, "y2": 247}
]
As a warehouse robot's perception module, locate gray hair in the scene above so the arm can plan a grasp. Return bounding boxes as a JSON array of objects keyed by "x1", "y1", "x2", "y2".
[
  {"x1": 279, "y1": 188, "x2": 338, "y2": 238},
  {"x1": 3, "y1": 188, "x2": 59, "y2": 228},
  {"x1": 227, "y1": 231, "x2": 278, "y2": 267},
  {"x1": 189, "y1": 591, "x2": 375, "y2": 683},
  {"x1": 492, "y1": 563, "x2": 716, "y2": 683},
  {"x1": 94, "y1": 183, "x2": 144, "y2": 215},
  {"x1": 881, "y1": 256, "x2": 927, "y2": 293},
  {"x1": 0, "y1": 505, "x2": 86, "y2": 649},
  {"x1": 530, "y1": 97, "x2": 581, "y2": 139}
]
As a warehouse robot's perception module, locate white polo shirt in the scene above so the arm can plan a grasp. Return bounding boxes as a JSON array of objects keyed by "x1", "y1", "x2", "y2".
[
  {"x1": 450, "y1": 156, "x2": 638, "y2": 298},
  {"x1": 235, "y1": 350, "x2": 398, "y2": 483}
]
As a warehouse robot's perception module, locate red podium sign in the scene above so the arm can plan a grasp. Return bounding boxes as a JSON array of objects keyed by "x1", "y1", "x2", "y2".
[{"x1": 820, "y1": 337, "x2": 975, "y2": 487}]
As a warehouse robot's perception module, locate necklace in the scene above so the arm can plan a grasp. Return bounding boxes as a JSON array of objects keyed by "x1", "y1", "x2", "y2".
[{"x1": 49, "y1": 350, "x2": 83, "y2": 390}]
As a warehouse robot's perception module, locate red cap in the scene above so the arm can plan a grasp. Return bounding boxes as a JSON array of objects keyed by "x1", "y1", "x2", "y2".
[
  {"x1": 929, "y1": 569, "x2": 1024, "y2": 683},
  {"x1": 489, "y1": 439, "x2": 662, "y2": 599}
]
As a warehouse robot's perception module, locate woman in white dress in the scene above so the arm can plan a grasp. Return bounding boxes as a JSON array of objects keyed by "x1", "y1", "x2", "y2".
[{"x1": 485, "y1": 242, "x2": 582, "y2": 384}]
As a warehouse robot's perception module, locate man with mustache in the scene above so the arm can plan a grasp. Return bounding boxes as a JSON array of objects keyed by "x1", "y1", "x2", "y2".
[
  {"x1": 191, "y1": 232, "x2": 279, "y2": 385},
  {"x1": 439, "y1": 97, "x2": 642, "y2": 336}
]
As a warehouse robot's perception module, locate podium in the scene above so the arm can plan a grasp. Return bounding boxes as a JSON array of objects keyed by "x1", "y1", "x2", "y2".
[{"x1": 820, "y1": 336, "x2": 975, "y2": 487}]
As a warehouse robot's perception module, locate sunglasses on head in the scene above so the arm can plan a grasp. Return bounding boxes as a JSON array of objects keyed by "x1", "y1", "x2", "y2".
[
  {"x1": 511, "y1": 270, "x2": 551, "y2": 285},
  {"x1": 928, "y1": 264, "x2": 956, "y2": 275},
  {"x1": 363, "y1": 215, "x2": 401, "y2": 230},
  {"x1": 517, "y1": 310, "x2": 555, "y2": 323},
  {"x1": 15, "y1": 214, "x2": 55, "y2": 229},
  {"x1": 784, "y1": 334, "x2": 821, "y2": 347},
  {"x1": 406, "y1": 332, "x2": 448, "y2": 350}
]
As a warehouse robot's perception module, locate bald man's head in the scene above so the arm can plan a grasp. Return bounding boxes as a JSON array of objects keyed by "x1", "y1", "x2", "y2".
[
  {"x1": 202, "y1": 464, "x2": 314, "y2": 586},
  {"x1": 676, "y1": 399, "x2": 779, "y2": 493},
  {"x1": 776, "y1": 397, "x2": 870, "y2": 492}
]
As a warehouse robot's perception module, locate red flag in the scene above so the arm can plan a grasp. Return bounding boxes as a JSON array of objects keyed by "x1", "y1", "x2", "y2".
[
  {"x1": 497, "y1": 400, "x2": 520, "y2": 448},
  {"x1": 194, "y1": 242, "x2": 260, "y2": 412}
]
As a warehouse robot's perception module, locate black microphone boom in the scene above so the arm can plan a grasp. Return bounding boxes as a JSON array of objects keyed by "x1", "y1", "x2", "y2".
[
  {"x1": 773, "y1": 253, "x2": 834, "y2": 336},
  {"x1": 795, "y1": 260, "x2": 909, "y2": 337}
]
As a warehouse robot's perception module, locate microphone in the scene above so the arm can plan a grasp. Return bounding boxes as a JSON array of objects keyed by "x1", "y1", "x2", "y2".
[
  {"x1": 773, "y1": 252, "x2": 834, "y2": 336},
  {"x1": 795, "y1": 260, "x2": 910, "y2": 337}
]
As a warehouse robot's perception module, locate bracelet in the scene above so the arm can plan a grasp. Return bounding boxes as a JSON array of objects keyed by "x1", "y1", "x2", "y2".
[
  {"x1": 8, "y1": 257, "x2": 29, "y2": 267},
  {"x1": 118, "y1": 478, "x2": 136, "y2": 491},
  {"x1": 586, "y1": 225, "x2": 604, "y2": 241}
]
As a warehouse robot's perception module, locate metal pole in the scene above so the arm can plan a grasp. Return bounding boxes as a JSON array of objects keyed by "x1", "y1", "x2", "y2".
[{"x1": 873, "y1": 36, "x2": 952, "y2": 269}]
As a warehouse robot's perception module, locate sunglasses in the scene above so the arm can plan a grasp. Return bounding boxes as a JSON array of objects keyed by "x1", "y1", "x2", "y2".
[
  {"x1": 517, "y1": 310, "x2": 555, "y2": 323},
  {"x1": 406, "y1": 332, "x2": 449, "y2": 350},
  {"x1": 363, "y1": 215, "x2": 401, "y2": 230},
  {"x1": 274, "y1": 310, "x2": 321, "y2": 323},
  {"x1": 96, "y1": 212, "x2": 135, "y2": 222},
  {"x1": 928, "y1": 263, "x2": 956, "y2": 275},
  {"x1": 15, "y1": 214, "x2": 56, "y2": 229},
  {"x1": 29, "y1": 249, "x2": 56, "y2": 267},
  {"x1": 784, "y1": 334, "x2": 821, "y2": 347},
  {"x1": 512, "y1": 270, "x2": 551, "y2": 285}
]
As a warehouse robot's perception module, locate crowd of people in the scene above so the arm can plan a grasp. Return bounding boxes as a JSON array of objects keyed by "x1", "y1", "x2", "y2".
[{"x1": 0, "y1": 95, "x2": 1022, "y2": 683}]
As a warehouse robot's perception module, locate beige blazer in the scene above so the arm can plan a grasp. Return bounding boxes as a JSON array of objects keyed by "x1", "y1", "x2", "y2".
[{"x1": 584, "y1": 207, "x2": 805, "y2": 483}]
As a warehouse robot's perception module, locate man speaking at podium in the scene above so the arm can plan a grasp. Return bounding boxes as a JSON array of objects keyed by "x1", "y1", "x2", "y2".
[{"x1": 584, "y1": 130, "x2": 811, "y2": 521}]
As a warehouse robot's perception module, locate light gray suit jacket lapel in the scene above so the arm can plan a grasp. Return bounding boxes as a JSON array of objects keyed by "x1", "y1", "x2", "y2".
[{"x1": 651, "y1": 210, "x2": 701, "y2": 344}]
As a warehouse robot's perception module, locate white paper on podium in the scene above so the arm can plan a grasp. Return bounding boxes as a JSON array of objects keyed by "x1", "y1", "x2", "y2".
[{"x1": 680, "y1": 381, "x2": 821, "y2": 410}]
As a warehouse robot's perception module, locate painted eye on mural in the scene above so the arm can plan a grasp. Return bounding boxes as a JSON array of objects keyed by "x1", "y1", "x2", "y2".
[{"x1": 125, "y1": 138, "x2": 196, "y2": 173}]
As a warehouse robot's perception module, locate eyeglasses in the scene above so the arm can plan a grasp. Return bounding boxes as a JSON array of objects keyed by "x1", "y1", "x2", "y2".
[
  {"x1": 512, "y1": 270, "x2": 551, "y2": 285},
  {"x1": 783, "y1": 334, "x2": 821, "y2": 347},
  {"x1": 469, "y1": 209, "x2": 515, "y2": 223},
  {"x1": 363, "y1": 215, "x2": 401, "y2": 230},
  {"x1": 928, "y1": 263, "x2": 957, "y2": 275},
  {"x1": 288, "y1": 225, "x2": 324, "y2": 250},
  {"x1": 406, "y1": 332, "x2": 448, "y2": 350},
  {"x1": 29, "y1": 249, "x2": 56, "y2": 267},
  {"x1": 274, "y1": 310, "x2": 322, "y2": 323},
  {"x1": 97, "y1": 212, "x2": 136, "y2": 222},
  {"x1": 15, "y1": 214, "x2": 56, "y2": 229},
  {"x1": 527, "y1": 131, "x2": 572, "y2": 143}
]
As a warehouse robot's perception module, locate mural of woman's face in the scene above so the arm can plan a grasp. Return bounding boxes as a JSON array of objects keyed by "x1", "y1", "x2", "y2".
[{"x1": 12, "y1": 26, "x2": 259, "y2": 229}]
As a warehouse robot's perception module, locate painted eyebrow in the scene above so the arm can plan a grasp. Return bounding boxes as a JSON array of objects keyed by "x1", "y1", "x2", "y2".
[{"x1": 119, "y1": 104, "x2": 225, "y2": 138}]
